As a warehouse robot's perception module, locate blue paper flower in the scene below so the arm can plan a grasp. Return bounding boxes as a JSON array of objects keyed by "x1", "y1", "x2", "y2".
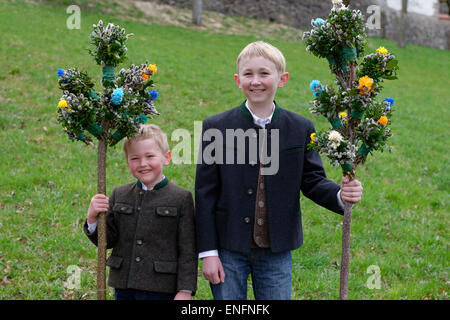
[
  {"x1": 383, "y1": 97, "x2": 394, "y2": 107},
  {"x1": 313, "y1": 18, "x2": 326, "y2": 27},
  {"x1": 111, "y1": 88, "x2": 124, "y2": 105},
  {"x1": 57, "y1": 68, "x2": 65, "y2": 77},
  {"x1": 148, "y1": 89, "x2": 159, "y2": 101},
  {"x1": 310, "y1": 80, "x2": 324, "y2": 97}
]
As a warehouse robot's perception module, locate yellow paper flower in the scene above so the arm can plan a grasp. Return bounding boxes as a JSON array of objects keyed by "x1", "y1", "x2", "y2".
[
  {"x1": 58, "y1": 100, "x2": 68, "y2": 108},
  {"x1": 378, "y1": 116, "x2": 388, "y2": 125},
  {"x1": 376, "y1": 46, "x2": 388, "y2": 55},
  {"x1": 310, "y1": 133, "x2": 316, "y2": 143},
  {"x1": 339, "y1": 112, "x2": 347, "y2": 119},
  {"x1": 148, "y1": 64, "x2": 157, "y2": 74}
]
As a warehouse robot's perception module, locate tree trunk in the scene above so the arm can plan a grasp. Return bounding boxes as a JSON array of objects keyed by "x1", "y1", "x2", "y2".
[
  {"x1": 192, "y1": 0, "x2": 202, "y2": 26},
  {"x1": 339, "y1": 201, "x2": 353, "y2": 299},
  {"x1": 398, "y1": 0, "x2": 408, "y2": 48},
  {"x1": 96, "y1": 136, "x2": 107, "y2": 300}
]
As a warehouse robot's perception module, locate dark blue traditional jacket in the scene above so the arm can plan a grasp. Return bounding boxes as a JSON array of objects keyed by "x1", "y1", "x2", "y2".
[{"x1": 195, "y1": 101, "x2": 343, "y2": 254}]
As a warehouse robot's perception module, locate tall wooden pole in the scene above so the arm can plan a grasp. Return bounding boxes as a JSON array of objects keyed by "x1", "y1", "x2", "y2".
[
  {"x1": 96, "y1": 121, "x2": 108, "y2": 300},
  {"x1": 339, "y1": 201, "x2": 353, "y2": 299}
]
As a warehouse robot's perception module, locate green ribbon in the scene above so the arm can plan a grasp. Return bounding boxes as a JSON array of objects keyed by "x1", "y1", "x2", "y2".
[
  {"x1": 326, "y1": 56, "x2": 336, "y2": 65},
  {"x1": 357, "y1": 144, "x2": 371, "y2": 157},
  {"x1": 134, "y1": 114, "x2": 148, "y2": 126},
  {"x1": 110, "y1": 130, "x2": 125, "y2": 146},
  {"x1": 342, "y1": 47, "x2": 357, "y2": 62},
  {"x1": 86, "y1": 123, "x2": 102, "y2": 137},
  {"x1": 329, "y1": 117, "x2": 342, "y2": 129},
  {"x1": 351, "y1": 110, "x2": 364, "y2": 119},
  {"x1": 76, "y1": 131, "x2": 87, "y2": 142},
  {"x1": 89, "y1": 89, "x2": 99, "y2": 101},
  {"x1": 102, "y1": 66, "x2": 115, "y2": 87},
  {"x1": 341, "y1": 163, "x2": 353, "y2": 171}
]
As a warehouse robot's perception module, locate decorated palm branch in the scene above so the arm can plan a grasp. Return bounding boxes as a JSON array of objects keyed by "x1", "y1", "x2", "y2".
[
  {"x1": 302, "y1": 0, "x2": 399, "y2": 299},
  {"x1": 56, "y1": 20, "x2": 160, "y2": 299}
]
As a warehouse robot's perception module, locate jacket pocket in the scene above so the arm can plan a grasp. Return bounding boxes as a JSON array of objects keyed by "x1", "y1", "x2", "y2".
[
  {"x1": 113, "y1": 203, "x2": 134, "y2": 215},
  {"x1": 156, "y1": 207, "x2": 178, "y2": 217},
  {"x1": 153, "y1": 261, "x2": 178, "y2": 274},
  {"x1": 106, "y1": 255, "x2": 123, "y2": 269}
]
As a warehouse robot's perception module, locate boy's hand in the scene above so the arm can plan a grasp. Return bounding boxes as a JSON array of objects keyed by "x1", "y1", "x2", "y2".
[
  {"x1": 87, "y1": 194, "x2": 109, "y2": 224},
  {"x1": 174, "y1": 291, "x2": 192, "y2": 300},
  {"x1": 202, "y1": 256, "x2": 225, "y2": 284},
  {"x1": 340, "y1": 177, "x2": 363, "y2": 203}
]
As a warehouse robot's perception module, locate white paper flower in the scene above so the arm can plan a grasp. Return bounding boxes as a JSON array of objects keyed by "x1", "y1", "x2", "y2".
[{"x1": 328, "y1": 130, "x2": 343, "y2": 149}]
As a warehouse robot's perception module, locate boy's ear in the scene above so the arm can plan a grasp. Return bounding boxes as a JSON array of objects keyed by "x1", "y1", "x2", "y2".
[
  {"x1": 163, "y1": 150, "x2": 171, "y2": 166},
  {"x1": 278, "y1": 72, "x2": 289, "y2": 88},
  {"x1": 234, "y1": 74, "x2": 241, "y2": 88}
]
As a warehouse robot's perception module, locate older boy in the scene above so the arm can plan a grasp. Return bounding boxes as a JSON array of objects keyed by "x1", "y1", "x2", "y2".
[
  {"x1": 84, "y1": 124, "x2": 197, "y2": 300},
  {"x1": 195, "y1": 41, "x2": 363, "y2": 300}
]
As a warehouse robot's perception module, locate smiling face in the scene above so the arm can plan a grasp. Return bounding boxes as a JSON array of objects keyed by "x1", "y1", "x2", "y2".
[
  {"x1": 234, "y1": 55, "x2": 288, "y2": 110},
  {"x1": 126, "y1": 138, "x2": 171, "y2": 189}
]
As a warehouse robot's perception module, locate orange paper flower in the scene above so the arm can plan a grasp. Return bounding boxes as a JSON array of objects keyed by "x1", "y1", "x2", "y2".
[
  {"x1": 358, "y1": 76, "x2": 373, "y2": 94},
  {"x1": 378, "y1": 116, "x2": 388, "y2": 125}
]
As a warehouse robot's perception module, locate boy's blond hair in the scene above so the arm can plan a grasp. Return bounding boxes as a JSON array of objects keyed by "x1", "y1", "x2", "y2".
[
  {"x1": 236, "y1": 41, "x2": 286, "y2": 74},
  {"x1": 123, "y1": 124, "x2": 169, "y2": 157}
]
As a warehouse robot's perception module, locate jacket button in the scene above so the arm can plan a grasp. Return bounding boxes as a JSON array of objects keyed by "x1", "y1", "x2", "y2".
[
  {"x1": 247, "y1": 188, "x2": 253, "y2": 195},
  {"x1": 244, "y1": 217, "x2": 251, "y2": 224},
  {"x1": 136, "y1": 239, "x2": 143, "y2": 245},
  {"x1": 258, "y1": 201, "x2": 265, "y2": 208},
  {"x1": 257, "y1": 218, "x2": 264, "y2": 226},
  {"x1": 135, "y1": 257, "x2": 141, "y2": 262}
]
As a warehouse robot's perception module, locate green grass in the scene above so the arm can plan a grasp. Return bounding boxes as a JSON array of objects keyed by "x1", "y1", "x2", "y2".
[{"x1": 0, "y1": 1, "x2": 449, "y2": 300}]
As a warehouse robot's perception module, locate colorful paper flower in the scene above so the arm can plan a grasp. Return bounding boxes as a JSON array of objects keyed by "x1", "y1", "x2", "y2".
[
  {"x1": 58, "y1": 100, "x2": 68, "y2": 108},
  {"x1": 376, "y1": 46, "x2": 388, "y2": 55},
  {"x1": 358, "y1": 76, "x2": 373, "y2": 94},
  {"x1": 111, "y1": 88, "x2": 124, "y2": 105},
  {"x1": 310, "y1": 133, "x2": 316, "y2": 144},
  {"x1": 383, "y1": 97, "x2": 394, "y2": 107},
  {"x1": 148, "y1": 89, "x2": 159, "y2": 101},
  {"x1": 378, "y1": 116, "x2": 388, "y2": 126},
  {"x1": 313, "y1": 18, "x2": 326, "y2": 27},
  {"x1": 310, "y1": 80, "x2": 324, "y2": 97},
  {"x1": 328, "y1": 130, "x2": 343, "y2": 149},
  {"x1": 57, "y1": 68, "x2": 65, "y2": 77},
  {"x1": 142, "y1": 72, "x2": 149, "y2": 80},
  {"x1": 148, "y1": 64, "x2": 157, "y2": 74}
]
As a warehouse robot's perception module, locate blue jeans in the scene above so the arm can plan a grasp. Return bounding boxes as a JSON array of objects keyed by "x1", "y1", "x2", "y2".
[
  {"x1": 210, "y1": 248, "x2": 292, "y2": 300},
  {"x1": 114, "y1": 288, "x2": 176, "y2": 300}
]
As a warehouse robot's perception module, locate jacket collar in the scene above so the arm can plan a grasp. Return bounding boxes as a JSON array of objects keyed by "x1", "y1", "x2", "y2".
[
  {"x1": 238, "y1": 100, "x2": 280, "y2": 125},
  {"x1": 136, "y1": 176, "x2": 169, "y2": 191}
]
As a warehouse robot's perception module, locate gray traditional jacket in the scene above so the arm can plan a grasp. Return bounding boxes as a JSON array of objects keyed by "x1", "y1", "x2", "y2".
[{"x1": 84, "y1": 178, "x2": 197, "y2": 294}]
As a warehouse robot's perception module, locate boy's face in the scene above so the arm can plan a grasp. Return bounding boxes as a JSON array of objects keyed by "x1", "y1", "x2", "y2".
[
  {"x1": 126, "y1": 138, "x2": 171, "y2": 189},
  {"x1": 234, "y1": 55, "x2": 288, "y2": 108}
]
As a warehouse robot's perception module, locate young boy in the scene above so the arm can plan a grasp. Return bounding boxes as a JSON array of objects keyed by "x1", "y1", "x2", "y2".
[
  {"x1": 195, "y1": 41, "x2": 363, "y2": 300},
  {"x1": 84, "y1": 124, "x2": 197, "y2": 300}
]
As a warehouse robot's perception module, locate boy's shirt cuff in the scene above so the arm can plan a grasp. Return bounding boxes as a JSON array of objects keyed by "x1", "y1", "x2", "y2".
[
  {"x1": 87, "y1": 220, "x2": 97, "y2": 234},
  {"x1": 337, "y1": 190, "x2": 345, "y2": 209},
  {"x1": 199, "y1": 250, "x2": 219, "y2": 259}
]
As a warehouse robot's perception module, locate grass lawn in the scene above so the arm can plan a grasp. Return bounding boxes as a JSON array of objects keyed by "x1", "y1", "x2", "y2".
[{"x1": 0, "y1": 0, "x2": 448, "y2": 300}]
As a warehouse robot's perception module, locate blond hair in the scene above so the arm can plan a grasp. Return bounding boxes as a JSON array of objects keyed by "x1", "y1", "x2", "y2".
[
  {"x1": 236, "y1": 41, "x2": 286, "y2": 74},
  {"x1": 123, "y1": 124, "x2": 169, "y2": 157}
]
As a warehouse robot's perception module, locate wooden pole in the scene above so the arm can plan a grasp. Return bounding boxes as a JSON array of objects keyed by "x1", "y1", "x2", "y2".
[
  {"x1": 339, "y1": 201, "x2": 353, "y2": 299},
  {"x1": 96, "y1": 122, "x2": 108, "y2": 300}
]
